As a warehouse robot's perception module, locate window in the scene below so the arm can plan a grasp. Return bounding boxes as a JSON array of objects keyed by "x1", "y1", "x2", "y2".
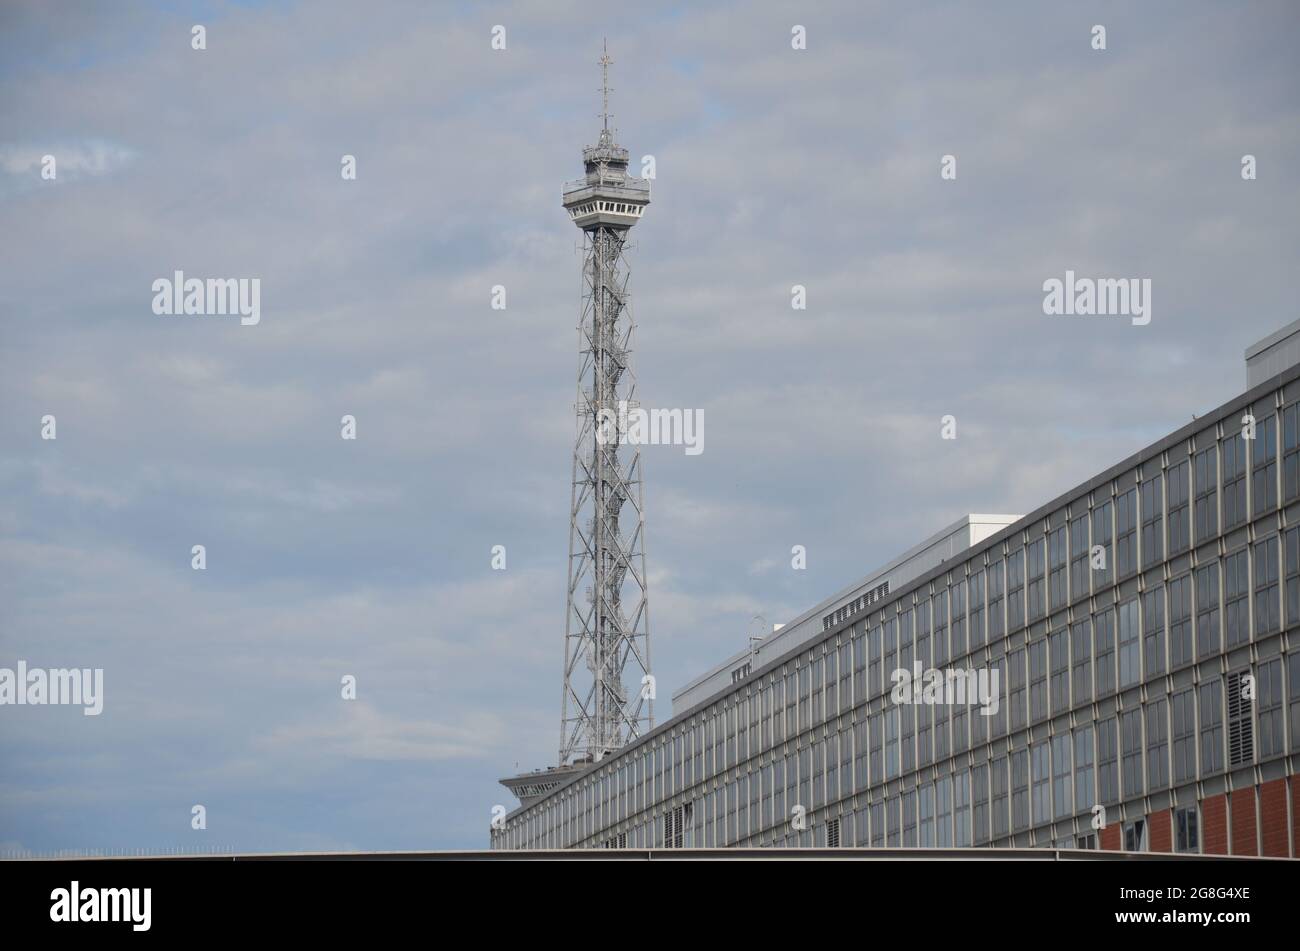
[
  {"x1": 1118, "y1": 599, "x2": 1140, "y2": 689},
  {"x1": 1092, "y1": 500, "x2": 1113, "y2": 588},
  {"x1": 932, "y1": 596, "x2": 947, "y2": 666},
  {"x1": 1050, "y1": 628, "x2": 1069, "y2": 714},
  {"x1": 972, "y1": 764, "x2": 989, "y2": 845},
  {"x1": 988, "y1": 561, "x2": 1005, "y2": 639},
  {"x1": 1222, "y1": 433, "x2": 1247, "y2": 529},
  {"x1": 1253, "y1": 413, "x2": 1277, "y2": 516},
  {"x1": 853, "y1": 718, "x2": 868, "y2": 789},
  {"x1": 1095, "y1": 608, "x2": 1116, "y2": 696},
  {"x1": 1032, "y1": 742, "x2": 1050, "y2": 825},
  {"x1": 1287, "y1": 527, "x2": 1300, "y2": 627},
  {"x1": 1116, "y1": 487, "x2": 1138, "y2": 578},
  {"x1": 1199, "y1": 680, "x2": 1224, "y2": 774},
  {"x1": 1141, "y1": 474, "x2": 1163, "y2": 568},
  {"x1": 868, "y1": 626, "x2": 881, "y2": 700},
  {"x1": 1124, "y1": 817, "x2": 1147, "y2": 852},
  {"x1": 1121, "y1": 709, "x2": 1143, "y2": 798},
  {"x1": 953, "y1": 771, "x2": 971, "y2": 846},
  {"x1": 918, "y1": 784, "x2": 934, "y2": 846},
  {"x1": 1175, "y1": 806, "x2": 1199, "y2": 853},
  {"x1": 988, "y1": 654, "x2": 1007, "y2": 738},
  {"x1": 1146, "y1": 698, "x2": 1168, "y2": 791},
  {"x1": 969, "y1": 570, "x2": 985, "y2": 648},
  {"x1": 1256, "y1": 658, "x2": 1283, "y2": 759},
  {"x1": 1284, "y1": 403, "x2": 1300, "y2": 502},
  {"x1": 1194, "y1": 443, "x2": 1218, "y2": 543},
  {"x1": 1254, "y1": 536, "x2": 1280, "y2": 637},
  {"x1": 917, "y1": 703, "x2": 932, "y2": 767},
  {"x1": 1290, "y1": 652, "x2": 1300, "y2": 753},
  {"x1": 826, "y1": 730, "x2": 841, "y2": 802},
  {"x1": 1011, "y1": 750, "x2": 1029, "y2": 831},
  {"x1": 1049, "y1": 525, "x2": 1067, "y2": 611},
  {"x1": 883, "y1": 618, "x2": 897, "y2": 697},
  {"x1": 1224, "y1": 550, "x2": 1250, "y2": 648},
  {"x1": 878, "y1": 789, "x2": 899, "y2": 841},
  {"x1": 952, "y1": 700, "x2": 968, "y2": 754},
  {"x1": 1172, "y1": 689, "x2": 1196, "y2": 784},
  {"x1": 826, "y1": 816, "x2": 840, "y2": 848},
  {"x1": 991, "y1": 756, "x2": 1009, "y2": 839},
  {"x1": 1196, "y1": 562, "x2": 1220, "y2": 659},
  {"x1": 1027, "y1": 537, "x2": 1046, "y2": 622},
  {"x1": 869, "y1": 712, "x2": 882, "y2": 780},
  {"x1": 950, "y1": 579, "x2": 966, "y2": 659},
  {"x1": 723, "y1": 704, "x2": 736, "y2": 770},
  {"x1": 1227, "y1": 669, "x2": 1254, "y2": 768},
  {"x1": 810, "y1": 657, "x2": 823, "y2": 725},
  {"x1": 1097, "y1": 717, "x2": 1119, "y2": 804},
  {"x1": 1052, "y1": 733, "x2": 1072, "y2": 820},
  {"x1": 780, "y1": 670, "x2": 790, "y2": 737},
  {"x1": 1143, "y1": 586, "x2": 1166, "y2": 678},
  {"x1": 1071, "y1": 619, "x2": 1092, "y2": 704},
  {"x1": 901, "y1": 789, "x2": 916, "y2": 847},
  {"x1": 800, "y1": 745, "x2": 813, "y2": 813},
  {"x1": 916, "y1": 602, "x2": 931, "y2": 670},
  {"x1": 1167, "y1": 459, "x2": 1190, "y2": 554},
  {"x1": 885, "y1": 707, "x2": 900, "y2": 779},
  {"x1": 852, "y1": 806, "x2": 867, "y2": 847},
  {"x1": 838, "y1": 642, "x2": 851, "y2": 716},
  {"x1": 970, "y1": 668, "x2": 985, "y2": 745},
  {"x1": 899, "y1": 609, "x2": 913, "y2": 685},
  {"x1": 870, "y1": 800, "x2": 885, "y2": 848},
  {"x1": 900, "y1": 704, "x2": 915, "y2": 774},
  {"x1": 1007, "y1": 549, "x2": 1025, "y2": 632},
  {"x1": 1029, "y1": 639, "x2": 1048, "y2": 722},
  {"x1": 1070, "y1": 511, "x2": 1090, "y2": 600},
  {"x1": 1074, "y1": 725, "x2": 1095, "y2": 811},
  {"x1": 852, "y1": 632, "x2": 865, "y2": 700},
  {"x1": 936, "y1": 776, "x2": 953, "y2": 847},
  {"x1": 1008, "y1": 647, "x2": 1027, "y2": 731},
  {"x1": 1168, "y1": 574, "x2": 1193, "y2": 669}
]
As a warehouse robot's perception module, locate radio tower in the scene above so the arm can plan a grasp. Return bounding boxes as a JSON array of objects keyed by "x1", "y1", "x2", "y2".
[{"x1": 558, "y1": 41, "x2": 653, "y2": 765}]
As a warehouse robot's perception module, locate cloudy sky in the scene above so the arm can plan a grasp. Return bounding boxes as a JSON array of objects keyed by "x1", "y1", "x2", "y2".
[{"x1": 1, "y1": 0, "x2": 1298, "y2": 853}]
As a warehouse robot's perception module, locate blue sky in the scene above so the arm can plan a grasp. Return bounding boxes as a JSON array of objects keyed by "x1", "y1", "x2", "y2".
[{"x1": 1, "y1": 0, "x2": 1298, "y2": 853}]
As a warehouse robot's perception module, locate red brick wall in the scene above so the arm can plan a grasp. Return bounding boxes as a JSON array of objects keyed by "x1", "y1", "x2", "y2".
[
  {"x1": 1100, "y1": 822, "x2": 1120, "y2": 851},
  {"x1": 1147, "y1": 809, "x2": 1171, "y2": 852},
  {"x1": 1259, "y1": 778, "x2": 1289, "y2": 858},
  {"x1": 1202, "y1": 793, "x2": 1228, "y2": 855},
  {"x1": 1291, "y1": 779, "x2": 1300, "y2": 859},
  {"x1": 1230, "y1": 788, "x2": 1257, "y2": 856}
]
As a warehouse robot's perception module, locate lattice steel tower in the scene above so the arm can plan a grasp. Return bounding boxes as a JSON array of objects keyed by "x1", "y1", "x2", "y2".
[{"x1": 558, "y1": 43, "x2": 653, "y2": 765}]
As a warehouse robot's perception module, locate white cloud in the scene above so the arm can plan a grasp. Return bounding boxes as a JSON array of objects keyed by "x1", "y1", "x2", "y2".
[{"x1": 0, "y1": 140, "x2": 134, "y2": 177}]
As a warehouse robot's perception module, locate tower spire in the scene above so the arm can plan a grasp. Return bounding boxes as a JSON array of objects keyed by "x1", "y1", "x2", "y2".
[{"x1": 599, "y1": 38, "x2": 613, "y2": 139}]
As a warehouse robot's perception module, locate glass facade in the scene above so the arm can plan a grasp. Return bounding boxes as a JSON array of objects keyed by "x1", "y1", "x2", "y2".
[{"x1": 493, "y1": 373, "x2": 1300, "y2": 852}]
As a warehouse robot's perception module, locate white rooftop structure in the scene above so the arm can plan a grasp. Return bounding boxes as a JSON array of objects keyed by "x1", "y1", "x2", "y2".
[
  {"x1": 671, "y1": 513, "x2": 1022, "y2": 715},
  {"x1": 1246, "y1": 318, "x2": 1300, "y2": 390}
]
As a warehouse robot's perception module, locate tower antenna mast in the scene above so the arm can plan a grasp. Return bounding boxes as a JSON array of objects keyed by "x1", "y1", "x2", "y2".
[{"x1": 599, "y1": 38, "x2": 613, "y2": 134}]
